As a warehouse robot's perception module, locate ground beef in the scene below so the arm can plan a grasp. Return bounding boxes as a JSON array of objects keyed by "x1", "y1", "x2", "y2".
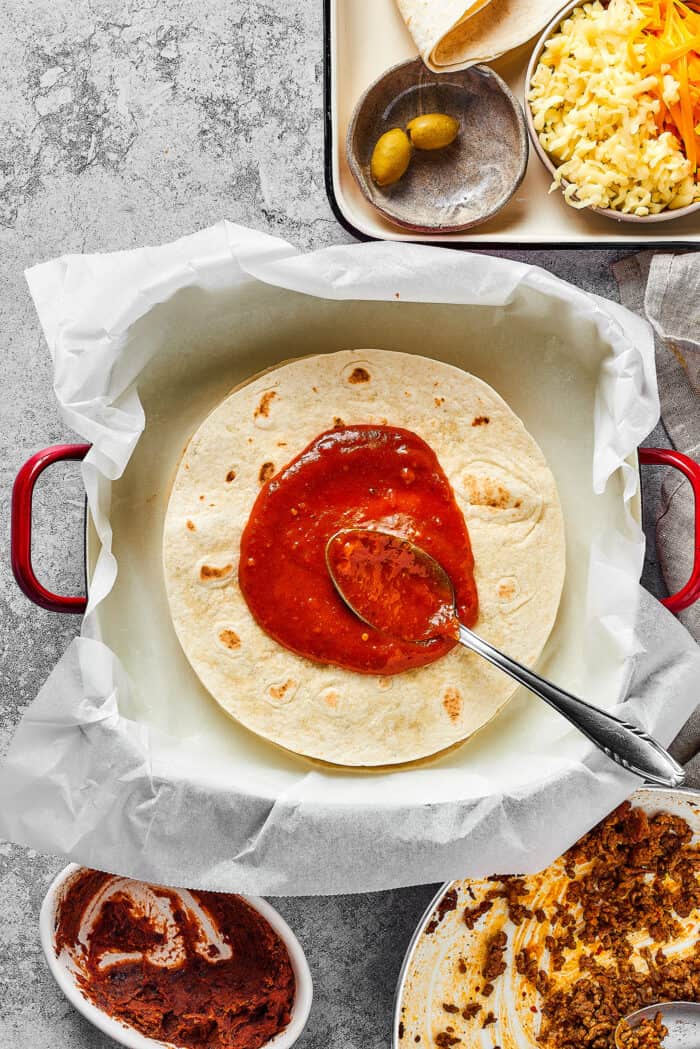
[
  {"x1": 616, "y1": 1013, "x2": 667, "y2": 1049},
  {"x1": 486, "y1": 876, "x2": 532, "y2": 926},
  {"x1": 533, "y1": 802, "x2": 700, "y2": 1049},
  {"x1": 426, "y1": 889, "x2": 459, "y2": 934},
  {"x1": 437, "y1": 802, "x2": 698, "y2": 1049},
  {"x1": 460, "y1": 1004, "x2": 480, "y2": 1021},
  {"x1": 463, "y1": 900, "x2": 493, "y2": 930},
  {"x1": 482, "y1": 931, "x2": 508, "y2": 983},
  {"x1": 434, "y1": 1033, "x2": 460, "y2": 1047}
]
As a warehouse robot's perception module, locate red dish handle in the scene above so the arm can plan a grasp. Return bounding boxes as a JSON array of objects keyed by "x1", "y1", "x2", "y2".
[
  {"x1": 11, "y1": 444, "x2": 91, "y2": 614},
  {"x1": 640, "y1": 446, "x2": 700, "y2": 614}
]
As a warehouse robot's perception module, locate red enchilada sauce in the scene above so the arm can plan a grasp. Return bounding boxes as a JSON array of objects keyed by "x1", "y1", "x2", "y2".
[
  {"x1": 54, "y1": 869, "x2": 295, "y2": 1049},
  {"x1": 326, "y1": 529, "x2": 460, "y2": 644},
  {"x1": 239, "y1": 425, "x2": 477, "y2": 674}
]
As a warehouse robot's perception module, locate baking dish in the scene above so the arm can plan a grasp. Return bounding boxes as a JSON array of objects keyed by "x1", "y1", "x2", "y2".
[
  {"x1": 4, "y1": 230, "x2": 700, "y2": 894},
  {"x1": 12, "y1": 446, "x2": 700, "y2": 616}
]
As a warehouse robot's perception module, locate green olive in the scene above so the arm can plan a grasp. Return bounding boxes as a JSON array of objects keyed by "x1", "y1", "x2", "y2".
[
  {"x1": 406, "y1": 113, "x2": 460, "y2": 150},
  {"x1": 370, "y1": 128, "x2": 412, "y2": 186}
]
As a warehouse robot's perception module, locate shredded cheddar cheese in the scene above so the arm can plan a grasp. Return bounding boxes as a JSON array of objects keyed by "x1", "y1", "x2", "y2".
[
  {"x1": 529, "y1": 0, "x2": 700, "y2": 215},
  {"x1": 635, "y1": 0, "x2": 700, "y2": 171}
]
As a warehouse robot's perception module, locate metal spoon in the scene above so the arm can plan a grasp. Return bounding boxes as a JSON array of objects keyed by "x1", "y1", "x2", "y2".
[
  {"x1": 615, "y1": 1002, "x2": 700, "y2": 1048},
  {"x1": 326, "y1": 528, "x2": 685, "y2": 788}
]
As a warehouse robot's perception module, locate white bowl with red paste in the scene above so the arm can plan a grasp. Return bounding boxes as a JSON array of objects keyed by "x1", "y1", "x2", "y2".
[{"x1": 40, "y1": 865, "x2": 313, "y2": 1049}]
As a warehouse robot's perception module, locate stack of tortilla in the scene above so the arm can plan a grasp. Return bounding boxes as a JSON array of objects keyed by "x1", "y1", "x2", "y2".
[
  {"x1": 163, "y1": 349, "x2": 565, "y2": 768},
  {"x1": 397, "y1": 0, "x2": 566, "y2": 71}
]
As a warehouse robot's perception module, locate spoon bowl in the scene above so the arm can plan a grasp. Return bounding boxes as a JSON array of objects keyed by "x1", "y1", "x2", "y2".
[
  {"x1": 325, "y1": 528, "x2": 684, "y2": 788},
  {"x1": 325, "y1": 528, "x2": 458, "y2": 644},
  {"x1": 615, "y1": 1002, "x2": 700, "y2": 1048}
]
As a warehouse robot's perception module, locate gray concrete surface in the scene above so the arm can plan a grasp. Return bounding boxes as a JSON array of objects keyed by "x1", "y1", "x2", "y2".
[{"x1": 0, "y1": 2, "x2": 671, "y2": 1047}]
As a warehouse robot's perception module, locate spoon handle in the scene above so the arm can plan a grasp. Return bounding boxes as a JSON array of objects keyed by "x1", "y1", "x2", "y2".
[{"x1": 457, "y1": 624, "x2": 685, "y2": 788}]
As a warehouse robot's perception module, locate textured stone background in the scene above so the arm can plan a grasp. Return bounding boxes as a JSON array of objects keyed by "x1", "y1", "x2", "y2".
[{"x1": 0, "y1": 2, "x2": 670, "y2": 1047}]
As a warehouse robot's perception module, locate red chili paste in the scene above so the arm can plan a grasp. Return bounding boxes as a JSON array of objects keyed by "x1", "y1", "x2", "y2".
[
  {"x1": 54, "y1": 869, "x2": 295, "y2": 1049},
  {"x1": 239, "y1": 425, "x2": 477, "y2": 674},
  {"x1": 326, "y1": 529, "x2": 459, "y2": 643}
]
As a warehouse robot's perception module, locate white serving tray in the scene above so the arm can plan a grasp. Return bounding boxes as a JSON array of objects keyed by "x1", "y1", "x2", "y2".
[{"x1": 325, "y1": 0, "x2": 700, "y2": 246}]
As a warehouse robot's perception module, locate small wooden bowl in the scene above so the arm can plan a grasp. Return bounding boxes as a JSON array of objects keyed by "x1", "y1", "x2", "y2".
[
  {"x1": 346, "y1": 57, "x2": 528, "y2": 234},
  {"x1": 525, "y1": 0, "x2": 700, "y2": 224}
]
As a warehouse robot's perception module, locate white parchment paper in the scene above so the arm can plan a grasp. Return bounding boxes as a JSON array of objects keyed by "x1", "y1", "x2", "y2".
[{"x1": 2, "y1": 222, "x2": 699, "y2": 895}]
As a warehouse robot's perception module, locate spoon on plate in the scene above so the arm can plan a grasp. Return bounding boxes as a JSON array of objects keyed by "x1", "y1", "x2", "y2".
[
  {"x1": 325, "y1": 528, "x2": 685, "y2": 788},
  {"x1": 614, "y1": 1002, "x2": 700, "y2": 1048}
]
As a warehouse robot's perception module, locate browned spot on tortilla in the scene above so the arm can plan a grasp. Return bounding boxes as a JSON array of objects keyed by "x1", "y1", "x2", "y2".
[
  {"x1": 219, "y1": 628, "x2": 241, "y2": 650},
  {"x1": 377, "y1": 677, "x2": 392, "y2": 691},
  {"x1": 184, "y1": 463, "x2": 189, "y2": 470},
  {"x1": 333, "y1": 416, "x2": 344, "y2": 427},
  {"x1": 487, "y1": 487, "x2": 510, "y2": 508},
  {"x1": 186, "y1": 519, "x2": 196, "y2": 532},
  {"x1": 200, "y1": 563, "x2": 233, "y2": 581},
  {"x1": 323, "y1": 690, "x2": 340, "y2": 709},
  {"x1": 514, "y1": 500, "x2": 521, "y2": 508},
  {"x1": 498, "y1": 580, "x2": 516, "y2": 600},
  {"x1": 348, "y1": 366, "x2": 370, "y2": 384},
  {"x1": 472, "y1": 415, "x2": 490, "y2": 426},
  {"x1": 259, "y1": 461, "x2": 275, "y2": 484},
  {"x1": 434, "y1": 397, "x2": 445, "y2": 407},
  {"x1": 269, "y1": 679, "x2": 295, "y2": 701},
  {"x1": 312, "y1": 386, "x2": 319, "y2": 393},
  {"x1": 277, "y1": 441, "x2": 287, "y2": 447},
  {"x1": 199, "y1": 495, "x2": 205, "y2": 501},
  {"x1": 254, "y1": 390, "x2": 276, "y2": 419},
  {"x1": 464, "y1": 476, "x2": 511, "y2": 509},
  {"x1": 443, "y1": 688, "x2": 462, "y2": 722},
  {"x1": 226, "y1": 469, "x2": 237, "y2": 483},
  {"x1": 395, "y1": 292, "x2": 400, "y2": 299}
]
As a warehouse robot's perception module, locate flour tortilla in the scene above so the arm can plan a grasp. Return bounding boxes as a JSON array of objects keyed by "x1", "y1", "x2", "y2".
[
  {"x1": 163, "y1": 350, "x2": 565, "y2": 767},
  {"x1": 398, "y1": 0, "x2": 566, "y2": 70}
]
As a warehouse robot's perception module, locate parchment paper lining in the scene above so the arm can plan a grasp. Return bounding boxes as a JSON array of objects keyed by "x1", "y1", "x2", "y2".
[{"x1": 1, "y1": 223, "x2": 698, "y2": 895}]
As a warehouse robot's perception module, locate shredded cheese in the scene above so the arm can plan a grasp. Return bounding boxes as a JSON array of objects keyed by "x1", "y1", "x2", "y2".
[{"x1": 529, "y1": 0, "x2": 700, "y2": 214}]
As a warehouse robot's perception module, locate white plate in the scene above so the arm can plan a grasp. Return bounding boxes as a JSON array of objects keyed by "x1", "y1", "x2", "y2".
[
  {"x1": 40, "y1": 864, "x2": 313, "y2": 1049},
  {"x1": 326, "y1": 0, "x2": 700, "y2": 246}
]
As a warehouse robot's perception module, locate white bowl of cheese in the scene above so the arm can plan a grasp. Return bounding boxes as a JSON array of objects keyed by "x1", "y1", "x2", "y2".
[{"x1": 524, "y1": 0, "x2": 700, "y2": 223}]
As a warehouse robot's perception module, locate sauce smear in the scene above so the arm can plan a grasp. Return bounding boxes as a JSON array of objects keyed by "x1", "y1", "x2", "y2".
[
  {"x1": 327, "y1": 529, "x2": 459, "y2": 643},
  {"x1": 239, "y1": 425, "x2": 477, "y2": 675},
  {"x1": 55, "y1": 869, "x2": 295, "y2": 1049}
]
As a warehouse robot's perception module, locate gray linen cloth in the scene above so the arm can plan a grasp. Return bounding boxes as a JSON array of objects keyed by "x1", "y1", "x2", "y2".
[{"x1": 613, "y1": 253, "x2": 700, "y2": 786}]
